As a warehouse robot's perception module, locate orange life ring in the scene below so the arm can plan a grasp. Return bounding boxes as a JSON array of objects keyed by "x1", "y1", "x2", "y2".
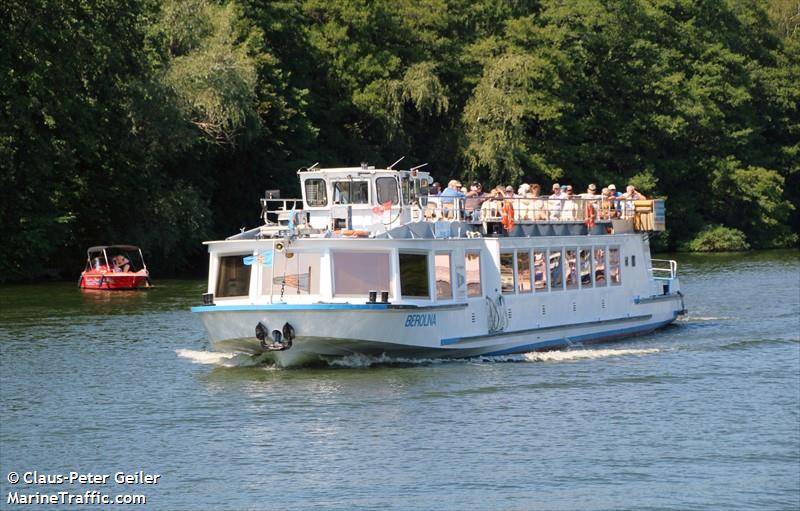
[
  {"x1": 334, "y1": 229, "x2": 370, "y2": 237},
  {"x1": 501, "y1": 201, "x2": 515, "y2": 232},
  {"x1": 585, "y1": 202, "x2": 596, "y2": 231}
]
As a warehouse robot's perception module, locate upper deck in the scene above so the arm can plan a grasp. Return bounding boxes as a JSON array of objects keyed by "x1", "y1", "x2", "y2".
[{"x1": 230, "y1": 165, "x2": 666, "y2": 241}]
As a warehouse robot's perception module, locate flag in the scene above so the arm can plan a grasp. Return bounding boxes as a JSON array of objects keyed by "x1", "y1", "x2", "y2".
[
  {"x1": 243, "y1": 250, "x2": 273, "y2": 267},
  {"x1": 287, "y1": 203, "x2": 297, "y2": 231}
]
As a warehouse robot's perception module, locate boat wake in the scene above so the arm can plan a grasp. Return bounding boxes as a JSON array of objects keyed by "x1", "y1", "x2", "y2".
[
  {"x1": 177, "y1": 347, "x2": 660, "y2": 369},
  {"x1": 175, "y1": 349, "x2": 267, "y2": 368},
  {"x1": 677, "y1": 315, "x2": 730, "y2": 322}
]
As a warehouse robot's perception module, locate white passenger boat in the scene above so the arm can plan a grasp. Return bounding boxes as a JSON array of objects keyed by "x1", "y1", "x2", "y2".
[{"x1": 192, "y1": 163, "x2": 686, "y2": 367}]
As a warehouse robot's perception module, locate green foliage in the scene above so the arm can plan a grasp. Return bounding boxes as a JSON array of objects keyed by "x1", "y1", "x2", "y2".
[
  {"x1": 683, "y1": 225, "x2": 751, "y2": 252},
  {"x1": 1, "y1": 0, "x2": 798, "y2": 281}
]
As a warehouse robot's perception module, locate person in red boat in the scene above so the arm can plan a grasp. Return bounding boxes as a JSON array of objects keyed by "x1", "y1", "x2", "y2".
[{"x1": 113, "y1": 255, "x2": 131, "y2": 272}]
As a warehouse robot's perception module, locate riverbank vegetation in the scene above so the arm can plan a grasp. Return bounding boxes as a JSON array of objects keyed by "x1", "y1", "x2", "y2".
[{"x1": 2, "y1": 0, "x2": 798, "y2": 280}]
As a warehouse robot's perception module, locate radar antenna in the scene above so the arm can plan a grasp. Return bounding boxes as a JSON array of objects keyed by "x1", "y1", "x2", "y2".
[{"x1": 387, "y1": 156, "x2": 405, "y2": 170}]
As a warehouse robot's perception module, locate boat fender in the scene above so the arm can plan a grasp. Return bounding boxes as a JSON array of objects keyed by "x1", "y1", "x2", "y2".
[
  {"x1": 501, "y1": 202, "x2": 515, "y2": 232},
  {"x1": 584, "y1": 202, "x2": 596, "y2": 232}
]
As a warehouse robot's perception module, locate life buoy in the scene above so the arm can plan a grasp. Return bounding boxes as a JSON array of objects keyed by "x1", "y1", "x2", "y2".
[
  {"x1": 334, "y1": 229, "x2": 370, "y2": 237},
  {"x1": 501, "y1": 201, "x2": 515, "y2": 232},
  {"x1": 585, "y1": 202, "x2": 596, "y2": 231}
]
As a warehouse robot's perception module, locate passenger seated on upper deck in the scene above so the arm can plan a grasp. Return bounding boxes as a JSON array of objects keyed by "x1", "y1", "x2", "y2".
[
  {"x1": 561, "y1": 185, "x2": 579, "y2": 220},
  {"x1": 480, "y1": 187, "x2": 505, "y2": 220},
  {"x1": 600, "y1": 187, "x2": 617, "y2": 219},
  {"x1": 530, "y1": 184, "x2": 548, "y2": 220},
  {"x1": 621, "y1": 184, "x2": 646, "y2": 218},
  {"x1": 517, "y1": 183, "x2": 533, "y2": 220},
  {"x1": 439, "y1": 179, "x2": 465, "y2": 219},
  {"x1": 548, "y1": 183, "x2": 563, "y2": 220},
  {"x1": 465, "y1": 182, "x2": 487, "y2": 221}
]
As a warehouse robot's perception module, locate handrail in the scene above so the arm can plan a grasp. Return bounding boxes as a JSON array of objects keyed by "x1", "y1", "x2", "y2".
[
  {"x1": 415, "y1": 196, "x2": 665, "y2": 230},
  {"x1": 650, "y1": 258, "x2": 677, "y2": 279}
]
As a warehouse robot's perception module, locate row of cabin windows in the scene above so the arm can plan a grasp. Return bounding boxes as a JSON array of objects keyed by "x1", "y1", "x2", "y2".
[
  {"x1": 499, "y1": 246, "x2": 622, "y2": 295},
  {"x1": 214, "y1": 247, "x2": 621, "y2": 300},
  {"x1": 304, "y1": 177, "x2": 427, "y2": 208}
]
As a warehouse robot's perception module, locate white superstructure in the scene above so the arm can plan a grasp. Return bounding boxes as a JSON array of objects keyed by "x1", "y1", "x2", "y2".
[{"x1": 192, "y1": 164, "x2": 685, "y2": 367}]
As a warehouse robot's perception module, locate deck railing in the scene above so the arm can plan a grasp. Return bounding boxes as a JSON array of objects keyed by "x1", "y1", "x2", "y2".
[
  {"x1": 650, "y1": 259, "x2": 678, "y2": 280},
  {"x1": 418, "y1": 196, "x2": 665, "y2": 230}
]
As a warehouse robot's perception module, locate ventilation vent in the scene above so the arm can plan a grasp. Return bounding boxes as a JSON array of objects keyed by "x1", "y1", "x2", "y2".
[
  {"x1": 601, "y1": 299, "x2": 606, "y2": 309},
  {"x1": 572, "y1": 302, "x2": 577, "y2": 312},
  {"x1": 507, "y1": 309, "x2": 513, "y2": 320},
  {"x1": 471, "y1": 312, "x2": 477, "y2": 323},
  {"x1": 541, "y1": 305, "x2": 547, "y2": 316}
]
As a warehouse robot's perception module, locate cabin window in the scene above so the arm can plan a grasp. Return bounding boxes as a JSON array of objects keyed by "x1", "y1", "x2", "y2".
[
  {"x1": 333, "y1": 180, "x2": 369, "y2": 204},
  {"x1": 609, "y1": 247, "x2": 621, "y2": 285},
  {"x1": 332, "y1": 251, "x2": 390, "y2": 297},
  {"x1": 533, "y1": 250, "x2": 547, "y2": 291},
  {"x1": 216, "y1": 255, "x2": 252, "y2": 298},
  {"x1": 304, "y1": 179, "x2": 328, "y2": 207},
  {"x1": 399, "y1": 252, "x2": 430, "y2": 299},
  {"x1": 264, "y1": 251, "x2": 321, "y2": 297},
  {"x1": 435, "y1": 252, "x2": 452, "y2": 300},
  {"x1": 466, "y1": 251, "x2": 482, "y2": 298},
  {"x1": 376, "y1": 177, "x2": 400, "y2": 205},
  {"x1": 565, "y1": 249, "x2": 578, "y2": 290},
  {"x1": 549, "y1": 249, "x2": 563, "y2": 290},
  {"x1": 416, "y1": 179, "x2": 428, "y2": 202},
  {"x1": 517, "y1": 250, "x2": 532, "y2": 293},
  {"x1": 401, "y1": 177, "x2": 412, "y2": 205},
  {"x1": 580, "y1": 249, "x2": 593, "y2": 288},
  {"x1": 594, "y1": 247, "x2": 607, "y2": 286},
  {"x1": 631, "y1": 255, "x2": 636, "y2": 267},
  {"x1": 500, "y1": 251, "x2": 515, "y2": 294}
]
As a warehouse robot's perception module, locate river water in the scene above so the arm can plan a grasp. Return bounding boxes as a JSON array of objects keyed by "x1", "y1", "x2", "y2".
[{"x1": 1, "y1": 251, "x2": 798, "y2": 510}]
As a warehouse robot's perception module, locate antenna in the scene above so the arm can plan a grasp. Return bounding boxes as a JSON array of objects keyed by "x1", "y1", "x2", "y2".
[
  {"x1": 410, "y1": 162, "x2": 429, "y2": 171},
  {"x1": 387, "y1": 156, "x2": 405, "y2": 170},
  {"x1": 308, "y1": 162, "x2": 320, "y2": 170}
]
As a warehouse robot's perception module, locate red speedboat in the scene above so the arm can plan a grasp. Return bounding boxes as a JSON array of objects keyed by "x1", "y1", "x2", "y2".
[{"x1": 79, "y1": 245, "x2": 151, "y2": 290}]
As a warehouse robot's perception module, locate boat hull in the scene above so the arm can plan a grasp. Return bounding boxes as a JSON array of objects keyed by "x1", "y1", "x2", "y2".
[
  {"x1": 192, "y1": 296, "x2": 684, "y2": 367},
  {"x1": 79, "y1": 272, "x2": 149, "y2": 290}
]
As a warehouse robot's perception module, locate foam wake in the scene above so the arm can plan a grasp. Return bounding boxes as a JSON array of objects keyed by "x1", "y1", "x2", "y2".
[
  {"x1": 175, "y1": 349, "x2": 264, "y2": 368},
  {"x1": 326, "y1": 348, "x2": 660, "y2": 368}
]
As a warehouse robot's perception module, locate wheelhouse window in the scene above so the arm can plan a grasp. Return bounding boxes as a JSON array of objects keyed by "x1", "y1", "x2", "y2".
[
  {"x1": 466, "y1": 251, "x2": 482, "y2": 298},
  {"x1": 533, "y1": 250, "x2": 547, "y2": 291},
  {"x1": 333, "y1": 180, "x2": 369, "y2": 204},
  {"x1": 332, "y1": 251, "x2": 390, "y2": 297},
  {"x1": 216, "y1": 255, "x2": 251, "y2": 298},
  {"x1": 264, "y1": 251, "x2": 321, "y2": 296},
  {"x1": 549, "y1": 249, "x2": 563, "y2": 290},
  {"x1": 304, "y1": 179, "x2": 328, "y2": 207},
  {"x1": 580, "y1": 249, "x2": 593, "y2": 288},
  {"x1": 594, "y1": 247, "x2": 607, "y2": 286},
  {"x1": 399, "y1": 252, "x2": 430, "y2": 299},
  {"x1": 434, "y1": 252, "x2": 452, "y2": 300},
  {"x1": 609, "y1": 247, "x2": 621, "y2": 285},
  {"x1": 500, "y1": 251, "x2": 515, "y2": 294},
  {"x1": 517, "y1": 250, "x2": 532, "y2": 293},
  {"x1": 565, "y1": 249, "x2": 578, "y2": 290},
  {"x1": 376, "y1": 177, "x2": 400, "y2": 205}
]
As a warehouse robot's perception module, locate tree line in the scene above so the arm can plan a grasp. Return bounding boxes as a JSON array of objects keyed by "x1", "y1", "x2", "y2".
[{"x1": 1, "y1": 0, "x2": 798, "y2": 281}]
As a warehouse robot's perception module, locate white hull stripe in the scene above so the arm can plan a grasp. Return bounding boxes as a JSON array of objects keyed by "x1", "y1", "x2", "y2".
[{"x1": 440, "y1": 314, "x2": 654, "y2": 345}]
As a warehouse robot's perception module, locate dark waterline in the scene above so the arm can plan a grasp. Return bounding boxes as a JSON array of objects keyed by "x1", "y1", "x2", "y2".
[{"x1": 1, "y1": 250, "x2": 798, "y2": 510}]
